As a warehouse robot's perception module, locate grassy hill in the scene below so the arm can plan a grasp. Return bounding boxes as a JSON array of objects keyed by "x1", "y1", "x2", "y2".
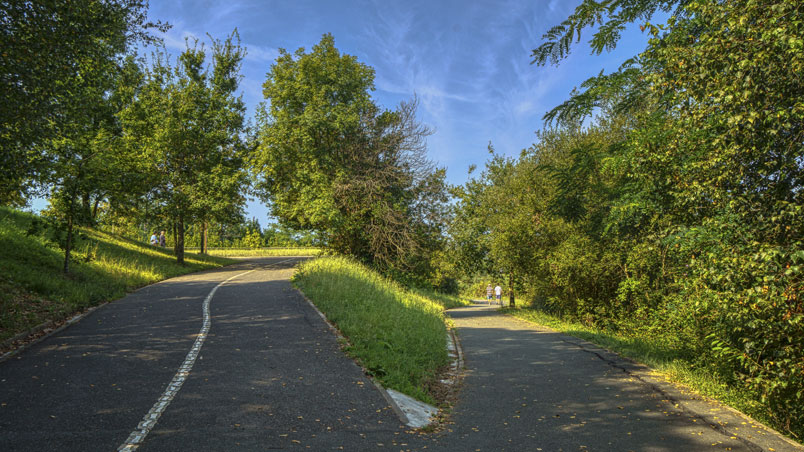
[
  {"x1": 0, "y1": 207, "x2": 233, "y2": 345},
  {"x1": 292, "y1": 256, "x2": 469, "y2": 404}
]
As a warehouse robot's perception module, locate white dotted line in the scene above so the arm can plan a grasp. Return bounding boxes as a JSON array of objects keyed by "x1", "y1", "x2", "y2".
[{"x1": 117, "y1": 269, "x2": 255, "y2": 451}]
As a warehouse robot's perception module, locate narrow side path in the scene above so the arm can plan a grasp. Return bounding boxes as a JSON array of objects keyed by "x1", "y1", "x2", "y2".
[{"x1": 439, "y1": 302, "x2": 800, "y2": 452}]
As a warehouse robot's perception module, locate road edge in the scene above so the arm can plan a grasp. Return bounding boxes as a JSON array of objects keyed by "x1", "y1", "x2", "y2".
[{"x1": 501, "y1": 310, "x2": 804, "y2": 451}]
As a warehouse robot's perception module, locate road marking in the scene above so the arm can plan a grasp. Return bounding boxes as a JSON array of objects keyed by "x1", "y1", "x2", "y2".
[{"x1": 117, "y1": 269, "x2": 256, "y2": 451}]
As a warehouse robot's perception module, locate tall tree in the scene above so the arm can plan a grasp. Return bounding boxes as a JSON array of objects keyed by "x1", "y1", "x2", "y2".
[
  {"x1": 255, "y1": 34, "x2": 448, "y2": 273},
  {"x1": 44, "y1": 52, "x2": 136, "y2": 273},
  {"x1": 121, "y1": 32, "x2": 248, "y2": 264},
  {"x1": 0, "y1": 0, "x2": 166, "y2": 204}
]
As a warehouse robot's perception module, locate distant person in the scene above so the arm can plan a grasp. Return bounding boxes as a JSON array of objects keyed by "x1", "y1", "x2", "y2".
[
  {"x1": 486, "y1": 284, "x2": 493, "y2": 305},
  {"x1": 149, "y1": 231, "x2": 158, "y2": 246},
  {"x1": 159, "y1": 230, "x2": 166, "y2": 247},
  {"x1": 494, "y1": 284, "x2": 502, "y2": 305}
]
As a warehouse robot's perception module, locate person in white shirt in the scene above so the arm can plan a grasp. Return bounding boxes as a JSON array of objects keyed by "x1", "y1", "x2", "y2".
[{"x1": 494, "y1": 285, "x2": 502, "y2": 305}]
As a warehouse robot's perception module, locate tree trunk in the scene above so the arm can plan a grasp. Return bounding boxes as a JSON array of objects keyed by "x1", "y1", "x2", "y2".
[
  {"x1": 63, "y1": 213, "x2": 73, "y2": 274},
  {"x1": 91, "y1": 194, "x2": 103, "y2": 223},
  {"x1": 80, "y1": 192, "x2": 91, "y2": 225},
  {"x1": 201, "y1": 221, "x2": 208, "y2": 255},
  {"x1": 176, "y1": 214, "x2": 185, "y2": 265},
  {"x1": 508, "y1": 273, "x2": 515, "y2": 307}
]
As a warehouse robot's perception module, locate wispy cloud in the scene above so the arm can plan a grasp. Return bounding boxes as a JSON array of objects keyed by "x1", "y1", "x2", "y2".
[
  {"x1": 244, "y1": 44, "x2": 279, "y2": 63},
  {"x1": 144, "y1": 0, "x2": 652, "y2": 200}
]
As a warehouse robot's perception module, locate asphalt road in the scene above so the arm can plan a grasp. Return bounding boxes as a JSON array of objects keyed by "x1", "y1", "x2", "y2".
[
  {"x1": 1, "y1": 259, "x2": 800, "y2": 451},
  {"x1": 0, "y1": 258, "x2": 431, "y2": 451}
]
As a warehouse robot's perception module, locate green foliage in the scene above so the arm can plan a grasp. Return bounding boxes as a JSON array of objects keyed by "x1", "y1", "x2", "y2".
[
  {"x1": 450, "y1": 0, "x2": 804, "y2": 438},
  {"x1": 531, "y1": 0, "x2": 681, "y2": 66},
  {"x1": 0, "y1": 0, "x2": 166, "y2": 204},
  {"x1": 120, "y1": 31, "x2": 249, "y2": 264},
  {"x1": 255, "y1": 34, "x2": 376, "y2": 230},
  {"x1": 242, "y1": 229, "x2": 263, "y2": 249},
  {"x1": 292, "y1": 256, "x2": 453, "y2": 404},
  {"x1": 255, "y1": 34, "x2": 449, "y2": 278}
]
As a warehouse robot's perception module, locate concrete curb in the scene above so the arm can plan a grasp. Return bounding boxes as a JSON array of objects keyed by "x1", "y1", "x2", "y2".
[
  {"x1": 295, "y1": 290, "x2": 416, "y2": 425},
  {"x1": 502, "y1": 312, "x2": 804, "y2": 451}
]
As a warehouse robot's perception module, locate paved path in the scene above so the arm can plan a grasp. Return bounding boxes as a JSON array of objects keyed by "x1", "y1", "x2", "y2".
[
  {"x1": 0, "y1": 258, "x2": 430, "y2": 451},
  {"x1": 1, "y1": 261, "x2": 800, "y2": 451},
  {"x1": 440, "y1": 302, "x2": 800, "y2": 452}
]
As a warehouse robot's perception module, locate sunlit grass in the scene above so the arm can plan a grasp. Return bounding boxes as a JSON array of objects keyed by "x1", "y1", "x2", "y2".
[
  {"x1": 0, "y1": 207, "x2": 234, "y2": 343},
  {"x1": 292, "y1": 256, "x2": 464, "y2": 404},
  {"x1": 187, "y1": 247, "x2": 322, "y2": 257}
]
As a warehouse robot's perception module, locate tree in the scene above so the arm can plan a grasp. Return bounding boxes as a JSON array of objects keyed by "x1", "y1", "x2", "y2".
[
  {"x1": 255, "y1": 34, "x2": 448, "y2": 274},
  {"x1": 0, "y1": 0, "x2": 166, "y2": 204},
  {"x1": 531, "y1": 0, "x2": 682, "y2": 66},
  {"x1": 121, "y1": 31, "x2": 248, "y2": 264},
  {"x1": 44, "y1": 54, "x2": 134, "y2": 273}
]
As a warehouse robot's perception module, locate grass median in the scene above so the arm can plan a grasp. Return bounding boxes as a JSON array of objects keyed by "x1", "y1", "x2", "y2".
[
  {"x1": 0, "y1": 207, "x2": 234, "y2": 344},
  {"x1": 292, "y1": 256, "x2": 468, "y2": 405}
]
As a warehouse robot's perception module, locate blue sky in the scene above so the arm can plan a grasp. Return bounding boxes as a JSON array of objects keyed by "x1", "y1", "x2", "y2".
[{"x1": 145, "y1": 0, "x2": 654, "y2": 222}]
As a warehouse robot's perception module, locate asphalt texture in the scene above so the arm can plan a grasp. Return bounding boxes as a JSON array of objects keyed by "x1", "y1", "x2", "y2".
[
  {"x1": 440, "y1": 302, "x2": 801, "y2": 452},
  {"x1": 0, "y1": 258, "x2": 430, "y2": 451},
  {"x1": 0, "y1": 260, "x2": 800, "y2": 451}
]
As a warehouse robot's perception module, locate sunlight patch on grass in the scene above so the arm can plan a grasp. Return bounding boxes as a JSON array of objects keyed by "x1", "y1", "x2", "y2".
[{"x1": 187, "y1": 247, "x2": 322, "y2": 257}]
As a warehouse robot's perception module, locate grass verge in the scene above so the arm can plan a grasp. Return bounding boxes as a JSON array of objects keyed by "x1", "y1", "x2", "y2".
[
  {"x1": 503, "y1": 306, "x2": 789, "y2": 441},
  {"x1": 0, "y1": 207, "x2": 234, "y2": 344},
  {"x1": 292, "y1": 256, "x2": 467, "y2": 404},
  {"x1": 187, "y1": 247, "x2": 322, "y2": 257}
]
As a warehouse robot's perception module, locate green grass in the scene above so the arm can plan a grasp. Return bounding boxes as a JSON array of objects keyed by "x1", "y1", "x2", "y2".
[
  {"x1": 503, "y1": 307, "x2": 778, "y2": 438},
  {"x1": 186, "y1": 247, "x2": 322, "y2": 257},
  {"x1": 292, "y1": 256, "x2": 463, "y2": 404},
  {"x1": 0, "y1": 207, "x2": 234, "y2": 344},
  {"x1": 410, "y1": 287, "x2": 471, "y2": 310}
]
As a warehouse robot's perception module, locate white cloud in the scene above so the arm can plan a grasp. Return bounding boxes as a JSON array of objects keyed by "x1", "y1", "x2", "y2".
[{"x1": 244, "y1": 44, "x2": 280, "y2": 63}]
